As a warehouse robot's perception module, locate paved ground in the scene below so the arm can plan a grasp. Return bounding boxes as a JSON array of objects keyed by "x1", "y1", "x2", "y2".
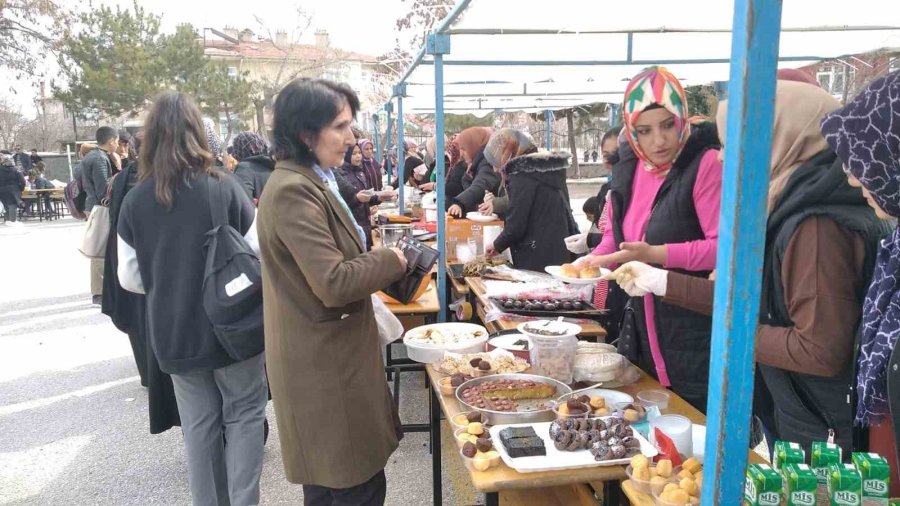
[{"x1": 0, "y1": 181, "x2": 604, "y2": 506}]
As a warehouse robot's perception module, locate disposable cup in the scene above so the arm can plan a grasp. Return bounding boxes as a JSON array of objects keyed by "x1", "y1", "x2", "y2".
[{"x1": 649, "y1": 414, "x2": 693, "y2": 458}]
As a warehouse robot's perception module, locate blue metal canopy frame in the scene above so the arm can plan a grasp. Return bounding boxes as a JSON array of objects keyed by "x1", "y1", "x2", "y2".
[{"x1": 380, "y1": 1, "x2": 898, "y2": 503}]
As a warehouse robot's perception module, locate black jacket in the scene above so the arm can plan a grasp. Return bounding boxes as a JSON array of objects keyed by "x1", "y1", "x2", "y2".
[
  {"x1": 492, "y1": 152, "x2": 579, "y2": 271},
  {"x1": 335, "y1": 163, "x2": 379, "y2": 250},
  {"x1": 610, "y1": 122, "x2": 721, "y2": 412},
  {"x1": 0, "y1": 164, "x2": 25, "y2": 207},
  {"x1": 102, "y1": 162, "x2": 180, "y2": 434},
  {"x1": 453, "y1": 147, "x2": 501, "y2": 212},
  {"x1": 586, "y1": 182, "x2": 611, "y2": 249},
  {"x1": 80, "y1": 148, "x2": 112, "y2": 212},
  {"x1": 233, "y1": 155, "x2": 275, "y2": 201},
  {"x1": 759, "y1": 150, "x2": 891, "y2": 454},
  {"x1": 444, "y1": 160, "x2": 467, "y2": 208},
  {"x1": 118, "y1": 173, "x2": 255, "y2": 374}
]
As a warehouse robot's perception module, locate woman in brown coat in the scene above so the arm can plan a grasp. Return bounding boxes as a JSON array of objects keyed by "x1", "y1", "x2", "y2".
[{"x1": 257, "y1": 78, "x2": 408, "y2": 505}]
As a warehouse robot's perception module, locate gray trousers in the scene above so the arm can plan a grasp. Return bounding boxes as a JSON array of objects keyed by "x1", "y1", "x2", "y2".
[{"x1": 171, "y1": 352, "x2": 268, "y2": 506}]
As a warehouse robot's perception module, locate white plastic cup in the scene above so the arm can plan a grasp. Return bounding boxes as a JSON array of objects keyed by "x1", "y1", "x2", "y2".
[
  {"x1": 457, "y1": 243, "x2": 475, "y2": 262},
  {"x1": 649, "y1": 414, "x2": 693, "y2": 458}
]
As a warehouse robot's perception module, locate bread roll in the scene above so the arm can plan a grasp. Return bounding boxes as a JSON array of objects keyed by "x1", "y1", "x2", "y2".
[
  {"x1": 560, "y1": 263, "x2": 579, "y2": 278},
  {"x1": 579, "y1": 266, "x2": 600, "y2": 278}
]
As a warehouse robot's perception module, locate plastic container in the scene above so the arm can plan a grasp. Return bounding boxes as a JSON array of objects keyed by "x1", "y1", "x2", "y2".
[
  {"x1": 652, "y1": 480, "x2": 698, "y2": 506},
  {"x1": 616, "y1": 401, "x2": 649, "y2": 424},
  {"x1": 438, "y1": 377, "x2": 456, "y2": 396},
  {"x1": 638, "y1": 390, "x2": 672, "y2": 411},
  {"x1": 459, "y1": 447, "x2": 500, "y2": 472},
  {"x1": 403, "y1": 323, "x2": 489, "y2": 364},
  {"x1": 552, "y1": 400, "x2": 589, "y2": 421},
  {"x1": 529, "y1": 334, "x2": 578, "y2": 384},
  {"x1": 449, "y1": 411, "x2": 489, "y2": 432},
  {"x1": 454, "y1": 427, "x2": 482, "y2": 449},
  {"x1": 625, "y1": 464, "x2": 672, "y2": 495}
]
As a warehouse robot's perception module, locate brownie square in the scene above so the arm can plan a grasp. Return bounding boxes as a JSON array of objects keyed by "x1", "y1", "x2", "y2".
[{"x1": 505, "y1": 436, "x2": 546, "y2": 458}]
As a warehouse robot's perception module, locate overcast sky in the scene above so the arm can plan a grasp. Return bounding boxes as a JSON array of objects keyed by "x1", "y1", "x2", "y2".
[{"x1": 8, "y1": 0, "x2": 412, "y2": 117}]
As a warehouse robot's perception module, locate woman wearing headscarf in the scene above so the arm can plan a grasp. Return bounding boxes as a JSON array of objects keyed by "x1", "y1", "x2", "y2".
[
  {"x1": 443, "y1": 135, "x2": 467, "y2": 202},
  {"x1": 576, "y1": 67, "x2": 724, "y2": 411},
  {"x1": 606, "y1": 79, "x2": 891, "y2": 454},
  {"x1": 447, "y1": 126, "x2": 499, "y2": 217},
  {"x1": 358, "y1": 139, "x2": 384, "y2": 191},
  {"x1": 336, "y1": 144, "x2": 380, "y2": 250},
  {"x1": 203, "y1": 117, "x2": 224, "y2": 167},
  {"x1": 483, "y1": 129, "x2": 579, "y2": 271},
  {"x1": 416, "y1": 135, "x2": 448, "y2": 192},
  {"x1": 232, "y1": 131, "x2": 275, "y2": 202},
  {"x1": 820, "y1": 70, "x2": 900, "y2": 490}
]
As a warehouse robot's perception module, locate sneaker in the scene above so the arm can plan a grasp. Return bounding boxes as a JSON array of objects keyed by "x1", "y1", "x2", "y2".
[{"x1": 92, "y1": 295, "x2": 102, "y2": 306}]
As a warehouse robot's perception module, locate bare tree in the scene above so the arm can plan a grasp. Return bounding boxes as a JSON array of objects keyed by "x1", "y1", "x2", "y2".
[{"x1": 0, "y1": 96, "x2": 27, "y2": 149}]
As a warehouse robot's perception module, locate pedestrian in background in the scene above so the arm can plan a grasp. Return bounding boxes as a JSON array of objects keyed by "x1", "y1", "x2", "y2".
[
  {"x1": 81, "y1": 126, "x2": 118, "y2": 305},
  {"x1": 232, "y1": 131, "x2": 274, "y2": 202},
  {"x1": 0, "y1": 153, "x2": 25, "y2": 226}
]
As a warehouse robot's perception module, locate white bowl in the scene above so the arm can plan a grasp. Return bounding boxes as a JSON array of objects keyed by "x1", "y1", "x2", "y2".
[
  {"x1": 403, "y1": 323, "x2": 489, "y2": 363},
  {"x1": 516, "y1": 320, "x2": 582, "y2": 339}
]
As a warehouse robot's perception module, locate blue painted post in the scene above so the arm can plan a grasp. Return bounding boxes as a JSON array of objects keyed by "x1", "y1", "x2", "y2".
[
  {"x1": 609, "y1": 104, "x2": 621, "y2": 128},
  {"x1": 395, "y1": 83, "x2": 407, "y2": 210},
  {"x1": 372, "y1": 113, "x2": 381, "y2": 165},
  {"x1": 428, "y1": 32, "x2": 451, "y2": 325},
  {"x1": 703, "y1": 0, "x2": 783, "y2": 504},
  {"x1": 384, "y1": 102, "x2": 394, "y2": 182},
  {"x1": 544, "y1": 110, "x2": 552, "y2": 150}
]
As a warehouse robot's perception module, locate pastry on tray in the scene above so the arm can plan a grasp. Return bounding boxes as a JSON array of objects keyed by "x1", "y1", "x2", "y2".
[
  {"x1": 479, "y1": 379, "x2": 556, "y2": 400},
  {"x1": 560, "y1": 263, "x2": 579, "y2": 278}
]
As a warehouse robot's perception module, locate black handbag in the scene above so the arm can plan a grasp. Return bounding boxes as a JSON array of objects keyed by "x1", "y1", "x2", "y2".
[{"x1": 382, "y1": 236, "x2": 440, "y2": 304}]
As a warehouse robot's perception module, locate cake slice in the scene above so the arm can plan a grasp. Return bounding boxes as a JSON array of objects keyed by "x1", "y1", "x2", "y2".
[{"x1": 480, "y1": 380, "x2": 556, "y2": 400}]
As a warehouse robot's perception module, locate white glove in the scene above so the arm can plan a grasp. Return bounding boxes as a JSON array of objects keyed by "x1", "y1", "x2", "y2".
[
  {"x1": 606, "y1": 261, "x2": 668, "y2": 297},
  {"x1": 564, "y1": 233, "x2": 590, "y2": 254}
]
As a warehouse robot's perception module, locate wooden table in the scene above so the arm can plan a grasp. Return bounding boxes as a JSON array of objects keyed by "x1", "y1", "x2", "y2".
[
  {"x1": 464, "y1": 277, "x2": 607, "y2": 338},
  {"x1": 428, "y1": 364, "x2": 704, "y2": 506},
  {"x1": 21, "y1": 188, "x2": 61, "y2": 222},
  {"x1": 380, "y1": 280, "x2": 442, "y2": 441}
]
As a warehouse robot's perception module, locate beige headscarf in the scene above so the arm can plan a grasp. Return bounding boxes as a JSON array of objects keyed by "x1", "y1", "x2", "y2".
[{"x1": 716, "y1": 80, "x2": 841, "y2": 213}]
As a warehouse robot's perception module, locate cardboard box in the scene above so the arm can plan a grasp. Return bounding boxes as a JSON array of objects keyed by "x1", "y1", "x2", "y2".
[
  {"x1": 783, "y1": 463, "x2": 817, "y2": 506},
  {"x1": 828, "y1": 463, "x2": 862, "y2": 506},
  {"x1": 852, "y1": 452, "x2": 890, "y2": 505},
  {"x1": 773, "y1": 441, "x2": 806, "y2": 472},
  {"x1": 745, "y1": 464, "x2": 783, "y2": 506},
  {"x1": 445, "y1": 218, "x2": 503, "y2": 260},
  {"x1": 812, "y1": 441, "x2": 843, "y2": 504}
]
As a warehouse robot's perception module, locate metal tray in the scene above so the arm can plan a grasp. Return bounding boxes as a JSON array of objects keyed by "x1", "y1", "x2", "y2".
[
  {"x1": 488, "y1": 297, "x2": 609, "y2": 322},
  {"x1": 455, "y1": 373, "x2": 572, "y2": 425}
]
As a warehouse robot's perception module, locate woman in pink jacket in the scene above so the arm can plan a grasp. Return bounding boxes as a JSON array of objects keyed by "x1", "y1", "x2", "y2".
[{"x1": 577, "y1": 67, "x2": 723, "y2": 411}]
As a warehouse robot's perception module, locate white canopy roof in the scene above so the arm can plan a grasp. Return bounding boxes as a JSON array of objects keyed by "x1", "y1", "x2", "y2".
[{"x1": 396, "y1": 0, "x2": 900, "y2": 115}]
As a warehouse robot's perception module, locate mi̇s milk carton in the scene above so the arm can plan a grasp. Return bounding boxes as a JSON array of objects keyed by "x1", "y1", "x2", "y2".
[
  {"x1": 852, "y1": 452, "x2": 890, "y2": 506},
  {"x1": 812, "y1": 441, "x2": 843, "y2": 504},
  {"x1": 783, "y1": 463, "x2": 817, "y2": 506},
  {"x1": 744, "y1": 464, "x2": 782, "y2": 506},
  {"x1": 772, "y1": 441, "x2": 806, "y2": 472},
  {"x1": 828, "y1": 463, "x2": 863, "y2": 506}
]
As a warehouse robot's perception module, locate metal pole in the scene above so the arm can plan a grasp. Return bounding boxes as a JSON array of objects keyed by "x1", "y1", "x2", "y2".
[
  {"x1": 429, "y1": 33, "x2": 450, "y2": 325},
  {"x1": 397, "y1": 92, "x2": 405, "y2": 210},
  {"x1": 544, "y1": 110, "x2": 552, "y2": 150},
  {"x1": 372, "y1": 114, "x2": 381, "y2": 165},
  {"x1": 384, "y1": 103, "x2": 394, "y2": 183},
  {"x1": 703, "y1": 0, "x2": 783, "y2": 503},
  {"x1": 66, "y1": 144, "x2": 73, "y2": 181}
]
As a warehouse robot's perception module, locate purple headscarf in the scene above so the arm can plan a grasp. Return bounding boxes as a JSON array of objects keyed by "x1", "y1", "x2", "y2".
[{"x1": 820, "y1": 70, "x2": 900, "y2": 426}]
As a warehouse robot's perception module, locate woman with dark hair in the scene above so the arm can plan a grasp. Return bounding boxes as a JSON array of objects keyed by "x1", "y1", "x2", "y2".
[
  {"x1": 447, "y1": 126, "x2": 499, "y2": 217},
  {"x1": 258, "y1": 78, "x2": 407, "y2": 505},
  {"x1": 117, "y1": 93, "x2": 267, "y2": 506},
  {"x1": 336, "y1": 143, "x2": 380, "y2": 250},
  {"x1": 358, "y1": 139, "x2": 383, "y2": 191},
  {"x1": 102, "y1": 130, "x2": 181, "y2": 434},
  {"x1": 575, "y1": 67, "x2": 724, "y2": 411},
  {"x1": 484, "y1": 129, "x2": 579, "y2": 270},
  {"x1": 232, "y1": 131, "x2": 275, "y2": 202},
  {"x1": 0, "y1": 153, "x2": 25, "y2": 226}
]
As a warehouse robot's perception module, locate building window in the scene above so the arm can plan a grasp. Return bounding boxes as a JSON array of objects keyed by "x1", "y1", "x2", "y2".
[{"x1": 227, "y1": 66, "x2": 238, "y2": 78}]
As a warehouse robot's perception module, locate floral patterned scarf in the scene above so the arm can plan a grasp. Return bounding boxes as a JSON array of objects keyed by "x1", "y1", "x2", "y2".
[
  {"x1": 622, "y1": 66, "x2": 690, "y2": 175},
  {"x1": 820, "y1": 70, "x2": 900, "y2": 426}
]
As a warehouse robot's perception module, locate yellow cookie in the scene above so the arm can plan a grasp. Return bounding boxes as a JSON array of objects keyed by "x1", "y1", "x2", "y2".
[
  {"x1": 662, "y1": 489, "x2": 690, "y2": 504},
  {"x1": 630, "y1": 454, "x2": 650, "y2": 469},
  {"x1": 650, "y1": 476, "x2": 668, "y2": 495},
  {"x1": 634, "y1": 466, "x2": 651, "y2": 481},
  {"x1": 679, "y1": 477, "x2": 699, "y2": 497},
  {"x1": 467, "y1": 422, "x2": 484, "y2": 435},
  {"x1": 656, "y1": 459, "x2": 673, "y2": 478},
  {"x1": 677, "y1": 469, "x2": 693, "y2": 480},
  {"x1": 682, "y1": 457, "x2": 702, "y2": 474}
]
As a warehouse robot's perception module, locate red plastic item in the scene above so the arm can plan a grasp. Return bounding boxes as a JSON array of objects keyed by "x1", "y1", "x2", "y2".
[{"x1": 652, "y1": 427, "x2": 684, "y2": 467}]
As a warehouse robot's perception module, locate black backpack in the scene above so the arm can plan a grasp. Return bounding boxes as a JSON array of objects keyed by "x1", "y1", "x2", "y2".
[{"x1": 202, "y1": 176, "x2": 265, "y2": 361}]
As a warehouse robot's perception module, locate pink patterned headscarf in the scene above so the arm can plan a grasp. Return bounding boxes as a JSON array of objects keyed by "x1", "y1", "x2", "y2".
[{"x1": 622, "y1": 66, "x2": 690, "y2": 175}]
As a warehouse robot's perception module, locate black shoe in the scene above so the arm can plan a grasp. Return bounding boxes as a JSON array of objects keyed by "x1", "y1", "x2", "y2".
[{"x1": 92, "y1": 295, "x2": 102, "y2": 306}]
